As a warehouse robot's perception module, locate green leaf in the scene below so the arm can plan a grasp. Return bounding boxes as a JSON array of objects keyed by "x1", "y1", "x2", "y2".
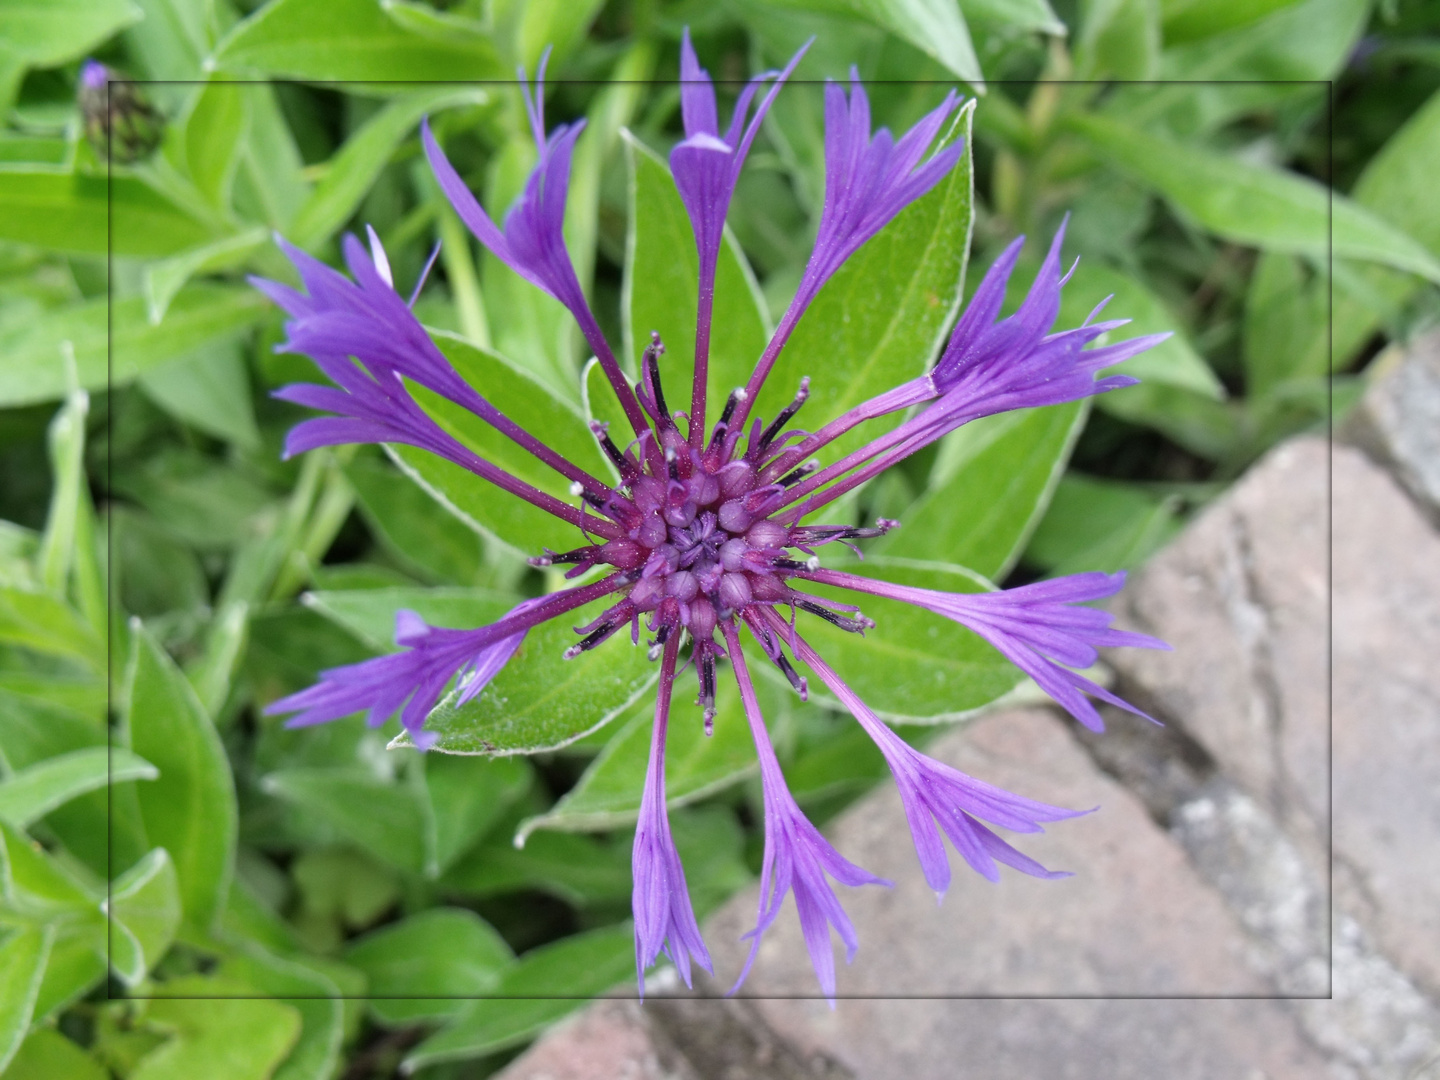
[
  {"x1": 182, "y1": 79, "x2": 251, "y2": 211},
  {"x1": 963, "y1": 0, "x2": 1065, "y2": 35},
  {"x1": 138, "y1": 339, "x2": 262, "y2": 449},
  {"x1": 341, "y1": 459, "x2": 490, "y2": 586},
  {"x1": 440, "y1": 829, "x2": 631, "y2": 906},
  {"x1": 1066, "y1": 112, "x2": 1440, "y2": 285},
  {"x1": 213, "y1": 0, "x2": 505, "y2": 82},
  {"x1": 403, "y1": 924, "x2": 634, "y2": 1071},
  {"x1": 1024, "y1": 474, "x2": 1183, "y2": 575},
  {"x1": 143, "y1": 227, "x2": 268, "y2": 325},
  {"x1": 0, "y1": 587, "x2": 104, "y2": 671},
  {"x1": 0, "y1": 924, "x2": 54, "y2": 1074},
  {"x1": 2, "y1": 1028, "x2": 106, "y2": 1080},
  {"x1": 517, "y1": 677, "x2": 758, "y2": 839},
  {"x1": 124, "y1": 626, "x2": 238, "y2": 934},
  {"x1": 504, "y1": 0, "x2": 607, "y2": 71},
  {"x1": 0, "y1": 747, "x2": 156, "y2": 828},
  {"x1": 187, "y1": 600, "x2": 251, "y2": 719},
  {"x1": 290, "y1": 87, "x2": 489, "y2": 249},
  {"x1": 29, "y1": 934, "x2": 105, "y2": 1026},
  {"x1": 754, "y1": 99, "x2": 976, "y2": 469},
  {"x1": 1053, "y1": 260, "x2": 1224, "y2": 401},
  {"x1": 392, "y1": 331, "x2": 603, "y2": 555},
  {"x1": 785, "y1": 557, "x2": 1023, "y2": 721},
  {"x1": 0, "y1": 284, "x2": 270, "y2": 407},
  {"x1": 212, "y1": 945, "x2": 346, "y2": 1080},
  {"x1": 1242, "y1": 252, "x2": 1327, "y2": 397},
  {"x1": 422, "y1": 753, "x2": 532, "y2": 873},
  {"x1": 392, "y1": 593, "x2": 658, "y2": 756},
  {"x1": 0, "y1": 0, "x2": 140, "y2": 66},
  {"x1": 878, "y1": 400, "x2": 1088, "y2": 580},
  {"x1": 0, "y1": 169, "x2": 213, "y2": 257},
  {"x1": 622, "y1": 135, "x2": 772, "y2": 437},
  {"x1": 134, "y1": 978, "x2": 301, "y2": 1080},
  {"x1": 1160, "y1": 0, "x2": 1302, "y2": 43},
  {"x1": 259, "y1": 768, "x2": 428, "y2": 874},
  {"x1": 344, "y1": 908, "x2": 514, "y2": 1024},
  {"x1": 125, "y1": 0, "x2": 211, "y2": 80},
  {"x1": 760, "y1": 0, "x2": 983, "y2": 85},
  {"x1": 1077, "y1": 0, "x2": 1161, "y2": 79},
  {"x1": 0, "y1": 819, "x2": 97, "y2": 918},
  {"x1": 38, "y1": 385, "x2": 87, "y2": 597},
  {"x1": 104, "y1": 848, "x2": 181, "y2": 988},
  {"x1": 233, "y1": 85, "x2": 311, "y2": 230}
]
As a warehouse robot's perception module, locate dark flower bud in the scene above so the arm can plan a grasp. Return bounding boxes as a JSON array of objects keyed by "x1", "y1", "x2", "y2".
[{"x1": 78, "y1": 60, "x2": 163, "y2": 164}]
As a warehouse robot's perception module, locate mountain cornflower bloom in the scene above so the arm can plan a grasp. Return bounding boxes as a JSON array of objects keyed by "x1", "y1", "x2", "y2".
[{"x1": 261, "y1": 42, "x2": 1170, "y2": 997}]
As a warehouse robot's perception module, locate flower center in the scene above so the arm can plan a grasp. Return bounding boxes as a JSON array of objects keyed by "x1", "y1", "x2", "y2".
[{"x1": 533, "y1": 333, "x2": 892, "y2": 726}]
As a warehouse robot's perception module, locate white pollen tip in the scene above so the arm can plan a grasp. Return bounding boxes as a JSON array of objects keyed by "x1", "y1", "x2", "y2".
[
  {"x1": 569, "y1": 481, "x2": 585, "y2": 497},
  {"x1": 735, "y1": 387, "x2": 749, "y2": 401},
  {"x1": 562, "y1": 646, "x2": 582, "y2": 660},
  {"x1": 805, "y1": 556, "x2": 820, "y2": 571}
]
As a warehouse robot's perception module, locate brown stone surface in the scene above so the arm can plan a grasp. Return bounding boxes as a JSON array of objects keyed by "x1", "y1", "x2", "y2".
[
  {"x1": 699, "y1": 708, "x2": 1267, "y2": 997},
  {"x1": 491, "y1": 1000, "x2": 694, "y2": 1080},
  {"x1": 1108, "y1": 437, "x2": 1329, "y2": 857},
  {"x1": 1331, "y1": 443, "x2": 1440, "y2": 1000},
  {"x1": 1342, "y1": 329, "x2": 1440, "y2": 522}
]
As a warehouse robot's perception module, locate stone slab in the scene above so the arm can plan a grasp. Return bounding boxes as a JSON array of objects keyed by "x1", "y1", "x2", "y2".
[
  {"x1": 1342, "y1": 329, "x2": 1440, "y2": 522},
  {"x1": 700, "y1": 707, "x2": 1266, "y2": 997}
]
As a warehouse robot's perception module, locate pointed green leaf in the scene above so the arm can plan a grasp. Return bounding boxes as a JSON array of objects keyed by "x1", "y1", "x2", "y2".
[
  {"x1": 0, "y1": 820, "x2": 97, "y2": 918},
  {"x1": 0, "y1": 0, "x2": 140, "y2": 66},
  {"x1": 183, "y1": 79, "x2": 251, "y2": 210},
  {"x1": 1067, "y1": 111, "x2": 1440, "y2": 285},
  {"x1": 423, "y1": 753, "x2": 533, "y2": 873},
  {"x1": 0, "y1": 169, "x2": 213, "y2": 257},
  {"x1": 0, "y1": 923, "x2": 54, "y2": 1073},
  {"x1": 212, "y1": 0, "x2": 505, "y2": 82},
  {"x1": 138, "y1": 340, "x2": 262, "y2": 449},
  {"x1": 403, "y1": 925, "x2": 634, "y2": 1071},
  {"x1": 341, "y1": 460, "x2": 491, "y2": 586},
  {"x1": 124, "y1": 626, "x2": 237, "y2": 933},
  {"x1": 2, "y1": 1028, "x2": 106, "y2": 1080},
  {"x1": 38, "y1": 386, "x2": 87, "y2": 597},
  {"x1": 133, "y1": 978, "x2": 301, "y2": 1080},
  {"x1": 440, "y1": 829, "x2": 631, "y2": 906},
  {"x1": 0, "y1": 587, "x2": 103, "y2": 671},
  {"x1": 0, "y1": 748, "x2": 156, "y2": 828},
  {"x1": 344, "y1": 908, "x2": 514, "y2": 1024},
  {"x1": 213, "y1": 944, "x2": 347, "y2": 1080},
  {"x1": 760, "y1": 0, "x2": 982, "y2": 85},
  {"x1": 0, "y1": 285, "x2": 269, "y2": 408},
  {"x1": 105, "y1": 848, "x2": 181, "y2": 988},
  {"x1": 1025, "y1": 474, "x2": 1183, "y2": 576},
  {"x1": 143, "y1": 227, "x2": 268, "y2": 325}
]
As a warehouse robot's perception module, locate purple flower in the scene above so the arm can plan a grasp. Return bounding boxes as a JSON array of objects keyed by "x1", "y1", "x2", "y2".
[
  {"x1": 632, "y1": 637, "x2": 712, "y2": 992},
  {"x1": 782, "y1": 614, "x2": 1086, "y2": 896},
  {"x1": 726, "y1": 621, "x2": 889, "y2": 1001},
  {"x1": 800, "y1": 567, "x2": 1169, "y2": 733},
  {"x1": 422, "y1": 51, "x2": 651, "y2": 442},
  {"x1": 671, "y1": 31, "x2": 807, "y2": 439},
  {"x1": 257, "y1": 36, "x2": 1172, "y2": 998},
  {"x1": 734, "y1": 72, "x2": 964, "y2": 429}
]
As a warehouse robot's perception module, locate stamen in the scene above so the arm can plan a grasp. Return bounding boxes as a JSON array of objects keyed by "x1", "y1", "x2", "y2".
[
  {"x1": 589, "y1": 420, "x2": 638, "y2": 481},
  {"x1": 528, "y1": 544, "x2": 601, "y2": 568},
  {"x1": 773, "y1": 651, "x2": 809, "y2": 700},
  {"x1": 778, "y1": 459, "x2": 819, "y2": 487},
  {"x1": 794, "y1": 597, "x2": 875, "y2": 634},
  {"x1": 752, "y1": 376, "x2": 810, "y2": 458},
  {"x1": 564, "y1": 618, "x2": 621, "y2": 659},
  {"x1": 640, "y1": 331, "x2": 676, "y2": 430}
]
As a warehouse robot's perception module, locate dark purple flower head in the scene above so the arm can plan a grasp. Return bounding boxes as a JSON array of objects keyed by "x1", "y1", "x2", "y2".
[
  {"x1": 259, "y1": 37, "x2": 1172, "y2": 998},
  {"x1": 633, "y1": 638, "x2": 712, "y2": 992}
]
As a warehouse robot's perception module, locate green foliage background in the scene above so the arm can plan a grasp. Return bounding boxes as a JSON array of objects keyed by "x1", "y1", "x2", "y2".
[{"x1": 0, "y1": 0, "x2": 1437, "y2": 1076}]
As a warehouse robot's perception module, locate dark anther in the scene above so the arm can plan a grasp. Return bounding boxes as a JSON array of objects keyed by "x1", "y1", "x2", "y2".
[
  {"x1": 795, "y1": 598, "x2": 873, "y2": 634},
  {"x1": 792, "y1": 519, "x2": 899, "y2": 545},
  {"x1": 778, "y1": 459, "x2": 819, "y2": 487},
  {"x1": 773, "y1": 556, "x2": 821, "y2": 572},
  {"x1": 773, "y1": 650, "x2": 808, "y2": 700},
  {"x1": 666, "y1": 448, "x2": 681, "y2": 482},
  {"x1": 753, "y1": 377, "x2": 811, "y2": 457},
  {"x1": 529, "y1": 544, "x2": 600, "y2": 568},
  {"x1": 589, "y1": 420, "x2": 636, "y2": 479},
  {"x1": 564, "y1": 620, "x2": 618, "y2": 659},
  {"x1": 642, "y1": 331, "x2": 674, "y2": 429},
  {"x1": 699, "y1": 651, "x2": 717, "y2": 735}
]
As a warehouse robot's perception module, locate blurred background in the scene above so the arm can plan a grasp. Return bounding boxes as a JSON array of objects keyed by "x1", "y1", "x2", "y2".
[{"x1": 0, "y1": 0, "x2": 1437, "y2": 1077}]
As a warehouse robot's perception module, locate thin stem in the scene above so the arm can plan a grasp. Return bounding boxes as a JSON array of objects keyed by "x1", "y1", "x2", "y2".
[
  {"x1": 728, "y1": 291, "x2": 809, "y2": 435},
  {"x1": 689, "y1": 260, "x2": 716, "y2": 449},
  {"x1": 758, "y1": 376, "x2": 933, "y2": 483},
  {"x1": 573, "y1": 306, "x2": 667, "y2": 474}
]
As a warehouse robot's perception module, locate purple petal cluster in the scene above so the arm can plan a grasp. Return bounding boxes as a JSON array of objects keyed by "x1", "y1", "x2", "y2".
[{"x1": 259, "y1": 34, "x2": 1173, "y2": 1000}]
